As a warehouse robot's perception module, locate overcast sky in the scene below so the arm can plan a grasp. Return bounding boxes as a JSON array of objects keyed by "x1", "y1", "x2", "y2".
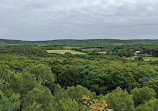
[{"x1": 0, "y1": 0, "x2": 158, "y2": 41}]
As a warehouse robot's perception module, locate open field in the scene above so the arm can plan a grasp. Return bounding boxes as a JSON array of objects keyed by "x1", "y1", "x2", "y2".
[
  {"x1": 143, "y1": 57, "x2": 158, "y2": 61},
  {"x1": 98, "y1": 52, "x2": 106, "y2": 54},
  {"x1": 82, "y1": 48, "x2": 101, "y2": 51},
  {"x1": 127, "y1": 56, "x2": 138, "y2": 60},
  {"x1": 127, "y1": 56, "x2": 158, "y2": 61},
  {"x1": 46, "y1": 50, "x2": 86, "y2": 55}
]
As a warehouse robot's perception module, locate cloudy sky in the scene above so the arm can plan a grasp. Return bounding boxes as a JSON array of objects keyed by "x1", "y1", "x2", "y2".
[{"x1": 0, "y1": 0, "x2": 158, "y2": 40}]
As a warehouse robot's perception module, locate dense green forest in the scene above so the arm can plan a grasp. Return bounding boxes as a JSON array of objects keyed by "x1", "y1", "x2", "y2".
[
  {"x1": 1, "y1": 39, "x2": 158, "y2": 46},
  {"x1": 0, "y1": 39, "x2": 158, "y2": 111}
]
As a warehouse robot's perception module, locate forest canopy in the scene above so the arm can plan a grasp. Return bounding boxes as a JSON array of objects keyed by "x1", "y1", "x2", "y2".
[{"x1": 0, "y1": 39, "x2": 158, "y2": 111}]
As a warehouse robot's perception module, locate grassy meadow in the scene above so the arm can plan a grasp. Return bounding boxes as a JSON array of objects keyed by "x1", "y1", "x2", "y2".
[
  {"x1": 143, "y1": 57, "x2": 158, "y2": 61},
  {"x1": 46, "y1": 50, "x2": 86, "y2": 55},
  {"x1": 127, "y1": 56, "x2": 158, "y2": 61}
]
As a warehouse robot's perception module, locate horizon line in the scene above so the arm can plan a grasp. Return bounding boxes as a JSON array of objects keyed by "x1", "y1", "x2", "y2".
[{"x1": 0, "y1": 38, "x2": 158, "y2": 42}]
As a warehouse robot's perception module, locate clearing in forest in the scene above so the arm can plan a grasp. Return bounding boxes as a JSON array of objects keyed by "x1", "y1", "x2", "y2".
[
  {"x1": 46, "y1": 50, "x2": 86, "y2": 55},
  {"x1": 143, "y1": 57, "x2": 158, "y2": 61},
  {"x1": 127, "y1": 56, "x2": 158, "y2": 61}
]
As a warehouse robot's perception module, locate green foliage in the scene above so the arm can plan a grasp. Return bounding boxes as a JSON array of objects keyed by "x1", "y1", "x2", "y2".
[
  {"x1": 136, "y1": 98, "x2": 158, "y2": 111},
  {"x1": 0, "y1": 91, "x2": 21, "y2": 111},
  {"x1": 58, "y1": 65, "x2": 86, "y2": 88},
  {"x1": 0, "y1": 46, "x2": 48, "y2": 57},
  {"x1": 10, "y1": 72, "x2": 37, "y2": 96},
  {"x1": 152, "y1": 50, "x2": 158, "y2": 57},
  {"x1": 143, "y1": 77, "x2": 158, "y2": 96},
  {"x1": 22, "y1": 102, "x2": 44, "y2": 111},
  {"x1": 0, "y1": 42, "x2": 158, "y2": 110},
  {"x1": 135, "y1": 56, "x2": 144, "y2": 61},
  {"x1": 105, "y1": 87, "x2": 135, "y2": 111},
  {"x1": 0, "y1": 79, "x2": 8, "y2": 91},
  {"x1": 56, "y1": 98, "x2": 79, "y2": 111},
  {"x1": 67, "y1": 85, "x2": 95, "y2": 104},
  {"x1": 22, "y1": 86, "x2": 55, "y2": 111},
  {"x1": 131, "y1": 87, "x2": 156, "y2": 107},
  {"x1": 2, "y1": 39, "x2": 158, "y2": 46},
  {"x1": 111, "y1": 67, "x2": 137, "y2": 91},
  {"x1": 25, "y1": 64, "x2": 55, "y2": 85},
  {"x1": 82, "y1": 68, "x2": 111, "y2": 94},
  {"x1": 0, "y1": 65, "x2": 14, "y2": 82},
  {"x1": 53, "y1": 84, "x2": 69, "y2": 101}
]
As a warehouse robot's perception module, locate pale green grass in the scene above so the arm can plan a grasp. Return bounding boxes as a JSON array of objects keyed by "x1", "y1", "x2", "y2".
[
  {"x1": 127, "y1": 56, "x2": 137, "y2": 60},
  {"x1": 46, "y1": 50, "x2": 86, "y2": 55},
  {"x1": 127, "y1": 56, "x2": 158, "y2": 61},
  {"x1": 143, "y1": 57, "x2": 158, "y2": 61},
  {"x1": 82, "y1": 48, "x2": 101, "y2": 51},
  {"x1": 98, "y1": 52, "x2": 106, "y2": 54}
]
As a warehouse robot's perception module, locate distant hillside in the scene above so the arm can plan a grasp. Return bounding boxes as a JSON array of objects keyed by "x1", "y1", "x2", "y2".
[{"x1": 0, "y1": 39, "x2": 158, "y2": 46}]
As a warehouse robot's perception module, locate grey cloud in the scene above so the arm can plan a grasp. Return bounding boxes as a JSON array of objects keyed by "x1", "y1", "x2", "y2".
[{"x1": 0, "y1": 0, "x2": 158, "y2": 40}]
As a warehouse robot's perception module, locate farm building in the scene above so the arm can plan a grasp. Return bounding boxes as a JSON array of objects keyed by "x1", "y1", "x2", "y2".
[{"x1": 134, "y1": 51, "x2": 141, "y2": 56}]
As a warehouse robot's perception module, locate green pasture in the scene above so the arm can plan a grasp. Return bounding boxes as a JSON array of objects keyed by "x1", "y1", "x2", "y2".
[
  {"x1": 143, "y1": 57, "x2": 158, "y2": 61},
  {"x1": 127, "y1": 56, "x2": 158, "y2": 61},
  {"x1": 46, "y1": 50, "x2": 86, "y2": 55},
  {"x1": 98, "y1": 52, "x2": 106, "y2": 54},
  {"x1": 82, "y1": 48, "x2": 101, "y2": 51}
]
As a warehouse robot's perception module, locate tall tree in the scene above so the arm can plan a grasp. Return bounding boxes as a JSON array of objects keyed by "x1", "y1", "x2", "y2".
[
  {"x1": 22, "y1": 86, "x2": 55, "y2": 111},
  {"x1": 10, "y1": 72, "x2": 37, "y2": 96},
  {"x1": 136, "y1": 98, "x2": 158, "y2": 111},
  {"x1": 0, "y1": 91, "x2": 21, "y2": 111},
  {"x1": 25, "y1": 64, "x2": 55, "y2": 85},
  {"x1": 105, "y1": 87, "x2": 135, "y2": 111},
  {"x1": 131, "y1": 87, "x2": 156, "y2": 107}
]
